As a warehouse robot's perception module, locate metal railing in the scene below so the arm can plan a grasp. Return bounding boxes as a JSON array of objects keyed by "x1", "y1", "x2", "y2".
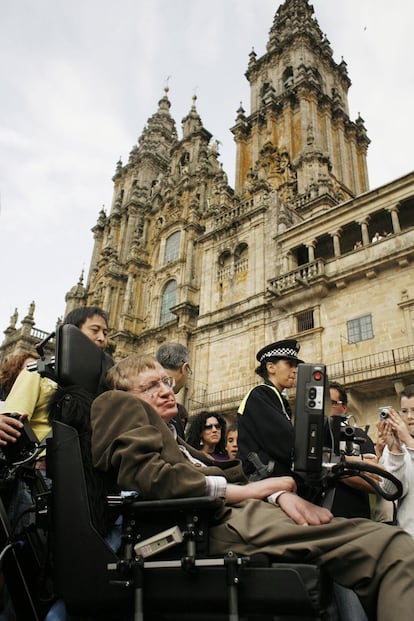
[
  {"x1": 327, "y1": 344, "x2": 414, "y2": 385},
  {"x1": 189, "y1": 381, "x2": 259, "y2": 415},
  {"x1": 188, "y1": 344, "x2": 414, "y2": 414}
]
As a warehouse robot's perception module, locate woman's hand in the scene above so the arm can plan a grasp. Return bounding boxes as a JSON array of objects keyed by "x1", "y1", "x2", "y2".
[
  {"x1": 387, "y1": 409, "x2": 414, "y2": 449},
  {"x1": 377, "y1": 415, "x2": 402, "y2": 453},
  {"x1": 0, "y1": 413, "x2": 25, "y2": 446},
  {"x1": 375, "y1": 426, "x2": 388, "y2": 459}
]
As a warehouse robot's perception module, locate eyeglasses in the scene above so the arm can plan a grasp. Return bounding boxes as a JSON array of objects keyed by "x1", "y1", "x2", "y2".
[
  {"x1": 135, "y1": 376, "x2": 175, "y2": 397},
  {"x1": 204, "y1": 423, "x2": 222, "y2": 430},
  {"x1": 331, "y1": 400, "x2": 344, "y2": 406},
  {"x1": 398, "y1": 408, "x2": 414, "y2": 416}
]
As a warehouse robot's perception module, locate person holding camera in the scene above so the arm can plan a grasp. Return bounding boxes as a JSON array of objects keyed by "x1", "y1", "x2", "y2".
[{"x1": 377, "y1": 385, "x2": 414, "y2": 539}]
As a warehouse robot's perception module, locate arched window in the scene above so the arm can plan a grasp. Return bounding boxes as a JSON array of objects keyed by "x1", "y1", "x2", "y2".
[
  {"x1": 234, "y1": 242, "x2": 248, "y2": 274},
  {"x1": 164, "y1": 231, "x2": 180, "y2": 264},
  {"x1": 234, "y1": 242, "x2": 248, "y2": 261},
  {"x1": 160, "y1": 280, "x2": 177, "y2": 324},
  {"x1": 282, "y1": 67, "x2": 294, "y2": 89}
]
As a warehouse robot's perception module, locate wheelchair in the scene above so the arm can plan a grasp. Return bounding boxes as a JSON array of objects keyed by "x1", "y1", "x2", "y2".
[
  {"x1": 47, "y1": 325, "x2": 333, "y2": 620},
  {"x1": 1, "y1": 325, "x2": 402, "y2": 620}
]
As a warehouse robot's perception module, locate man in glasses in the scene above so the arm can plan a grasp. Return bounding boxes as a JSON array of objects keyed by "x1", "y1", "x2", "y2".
[
  {"x1": 328, "y1": 383, "x2": 378, "y2": 620},
  {"x1": 378, "y1": 384, "x2": 414, "y2": 539},
  {"x1": 156, "y1": 342, "x2": 192, "y2": 437},
  {"x1": 328, "y1": 381, "x2": 377, "y2": 519},
  {"x1": 90, "y1": 354, "x2": 414, "y2": 620}
]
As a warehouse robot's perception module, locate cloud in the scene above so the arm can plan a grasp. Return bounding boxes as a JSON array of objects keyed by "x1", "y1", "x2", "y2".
[{"x1": 0, "y1": 0, "x2": 413, "y2": 332}]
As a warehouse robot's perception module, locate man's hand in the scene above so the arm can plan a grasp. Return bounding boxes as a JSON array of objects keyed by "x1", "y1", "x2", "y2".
[
  {"x1": 225, "y1": 476, "x2": 296, "y2": 504},
  {"x1": 341, "y1": 453, "x2": 382, "y2": 492},
  {"x1": 277, "y1": 492, "x2": 333, "y2": 525},
  {"x1": 0, "y1": 414, "x2": 25, "y2": 446}
]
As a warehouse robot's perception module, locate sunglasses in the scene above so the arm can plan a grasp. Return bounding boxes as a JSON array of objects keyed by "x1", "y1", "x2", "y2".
[{"x1": 204, "y1": 423, "x2": 222, "y2": 430}]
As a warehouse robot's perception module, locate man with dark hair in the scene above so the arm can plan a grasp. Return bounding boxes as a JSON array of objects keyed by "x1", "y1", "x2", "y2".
[
  {"x1": 156, "y1": 342, "x2": 191, "y2": 437},
  {"x1": 327, "y1": 384, "x2": 377, "y2": 621},
  {"x1": 328, "y1": 381, "x2": 377, "y2": 519},
  {"x1": 63, "y1": 306, "x2": 109, "y2": 351}
]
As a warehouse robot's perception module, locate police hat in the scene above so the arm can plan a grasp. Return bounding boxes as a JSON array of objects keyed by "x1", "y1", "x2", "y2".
[{"x1": 256, "y1": 339, "x2": 304, "y2": 364}]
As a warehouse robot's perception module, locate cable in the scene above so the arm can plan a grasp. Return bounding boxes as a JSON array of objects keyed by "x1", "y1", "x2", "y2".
[{"x1": 326, "y1": 459, "x2": 403, "y2": 502}]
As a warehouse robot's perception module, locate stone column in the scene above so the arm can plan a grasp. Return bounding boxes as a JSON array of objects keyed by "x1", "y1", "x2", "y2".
[
  {"x1": 358, "y1": 219, "x2": 370, "y2": 246},
  {"x1": 307, "y1": 241, "x2": 315, "y2": 262},
  {"x1": 389, "y1": 204, "x2": 401, "y2": 234},
  {"x1": 282, "y1": 253, "x2": 289, "y2": 273},
  {"x1": 332, "y1": 232, "x2": 341, "y2": 257}
]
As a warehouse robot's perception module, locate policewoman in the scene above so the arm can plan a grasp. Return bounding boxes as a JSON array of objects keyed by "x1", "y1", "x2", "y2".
[{"x1": 237, "y1": 339, "x2": 303, "y2": 484}]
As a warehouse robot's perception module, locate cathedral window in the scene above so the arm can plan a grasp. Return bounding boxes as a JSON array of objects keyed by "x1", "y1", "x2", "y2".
[
  {"x1": 347, "y1": 315, "x2": 373, "y2": 344},
  {"x1": 234, "y1": 243, "x2": 249, "y2": 273},
  {"x1": 296, "y1": 309, "x2": 314, "y2": 332},
  {"x1": 160, "y1": 280, "x2": 177, "y2": 325},
  {"x1": 179, "y1": 152, "x2": 190, "y2": 174},
  {"x1": 282, "y1": 67, "x2": 294, "y2": 89},
  {"x1": 217, "y1": 250, "x2": 232, "y2": 280},
  {"x1": 164, "y1": 231, "x2": 181, "y2": 263}
]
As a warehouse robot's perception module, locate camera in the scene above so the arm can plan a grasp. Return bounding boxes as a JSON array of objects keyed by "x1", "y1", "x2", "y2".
[
  {"x1": 378, "y1": 406, "x2": 392, "y2": 420},
  {"x1": 1, "y1": 413, "x2": 40, "y2": 466}
]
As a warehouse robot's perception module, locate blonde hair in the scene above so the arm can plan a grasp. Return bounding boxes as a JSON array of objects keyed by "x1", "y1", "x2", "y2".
[{"x1": 106, "y1": 354, "x2": 158, "y2": 391}]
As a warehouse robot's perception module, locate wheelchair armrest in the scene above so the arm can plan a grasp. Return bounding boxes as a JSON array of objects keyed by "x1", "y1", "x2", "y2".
[{"x1": 126, "y1": 496, "x2": 224, "y2": 515}]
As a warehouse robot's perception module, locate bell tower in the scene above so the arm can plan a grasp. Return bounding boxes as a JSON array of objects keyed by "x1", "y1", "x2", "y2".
[{"x1": 232, "y1": 0, "x2": 370, "y2": 209}]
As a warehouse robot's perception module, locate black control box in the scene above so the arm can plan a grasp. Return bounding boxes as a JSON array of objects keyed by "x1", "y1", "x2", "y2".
[
  {"x1": 1, "y1": 413, "x2": 40, "y2": 466},
  {"x1": 293, "y1": 363, "x2": 328, "y2": 476}
]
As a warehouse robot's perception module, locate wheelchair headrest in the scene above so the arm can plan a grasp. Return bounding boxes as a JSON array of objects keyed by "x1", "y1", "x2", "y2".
[{"x1": 55, "y1": 324, "x2": 114, "y2": 395}]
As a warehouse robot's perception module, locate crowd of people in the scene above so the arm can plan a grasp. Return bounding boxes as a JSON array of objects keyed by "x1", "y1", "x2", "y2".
[{"x1": 1, "y1": 315, "x2": 414, "y2": 620}]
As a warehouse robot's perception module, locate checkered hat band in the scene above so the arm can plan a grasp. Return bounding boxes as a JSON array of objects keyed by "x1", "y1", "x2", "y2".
[{"x1": 260, "y1": 347, "x2": 298, "y2": 362}]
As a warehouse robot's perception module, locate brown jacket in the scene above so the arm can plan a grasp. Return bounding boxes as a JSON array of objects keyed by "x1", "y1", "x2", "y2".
[{"x1": 91, "y1": 390, "x2": 246, "y2": 499}]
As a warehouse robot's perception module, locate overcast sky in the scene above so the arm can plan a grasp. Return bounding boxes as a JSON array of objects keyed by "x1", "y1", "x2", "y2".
[{"x1": 1, "y1": 0, "x2": 413, "y2": 335}]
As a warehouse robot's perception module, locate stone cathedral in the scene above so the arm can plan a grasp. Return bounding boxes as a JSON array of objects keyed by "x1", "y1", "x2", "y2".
[{"x1": 2, "y1": 0, "x2": 414, "y2": 431}]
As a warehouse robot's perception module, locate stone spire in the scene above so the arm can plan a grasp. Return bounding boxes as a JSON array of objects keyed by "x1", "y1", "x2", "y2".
[
  {"x1": 130, "y1": 86, "x2": 178, "y2": 163},
  {"x1": 181, "y1": 94, "x2": 203, "y2": 139},
  {"x1": 266, "y1": 0, "x2": 334, "y2": 61},
  {"x1": 232, "y1": 0, "x2": 370, "y2": 202}
]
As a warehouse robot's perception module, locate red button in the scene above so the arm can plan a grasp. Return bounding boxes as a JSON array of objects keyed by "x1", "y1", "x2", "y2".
[{"x1": 313, "y1": 371, "x2": 322, "y2": 381}]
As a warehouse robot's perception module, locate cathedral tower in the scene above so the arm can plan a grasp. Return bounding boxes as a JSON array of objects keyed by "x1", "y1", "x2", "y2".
[
  {"x1": 232, "y1": 0, "x2": 370, "y2": 212},
  {"x1": 78, "y1": 88, "x2": 229, "y2": 359}
]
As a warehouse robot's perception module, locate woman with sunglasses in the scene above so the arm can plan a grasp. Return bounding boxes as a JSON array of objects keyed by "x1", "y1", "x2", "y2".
[{"x1": 186, "y1": 410, "x2": 228, "y2": 461}]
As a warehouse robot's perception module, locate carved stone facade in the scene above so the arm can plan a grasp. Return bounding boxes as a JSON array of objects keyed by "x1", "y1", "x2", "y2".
[{"x1": 2, "y1": 0, "x2": 414, "y2": 435}]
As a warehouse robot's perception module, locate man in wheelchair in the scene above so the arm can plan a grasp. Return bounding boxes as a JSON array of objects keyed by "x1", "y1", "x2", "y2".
[{"x1": 90, "y1": 353, "x2": 414, "y2": 621}]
